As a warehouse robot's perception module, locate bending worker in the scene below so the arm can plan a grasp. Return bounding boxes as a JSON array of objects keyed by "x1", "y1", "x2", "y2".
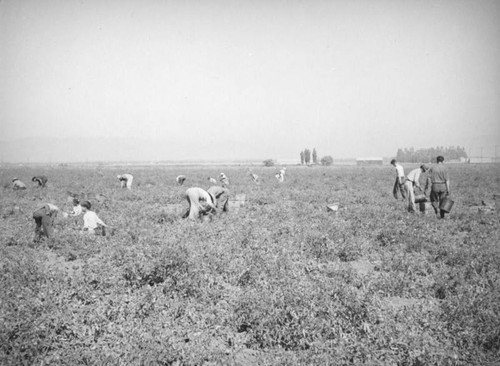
[
  {"x1": 182, "y1": 187, "x2": 217, "y2": 220},
  {"x1": 12, "y1": 178, "x2": 27, "y2": 190},
  {"x1": 117, "y1": 174, "x2": 134, "y2": 190},
  {"x1": 207, "y1": 185, "x2": 229, "y2": 213},
  {"x1": 32, "y1": 175, "x2": 48, "y2": 188},
  {"x1": 425, "y1": 156, "x2": 450, "y2": 219},
  {"x1": 404, "y1": 164, "x2": 429, "y2": 213},
  {"x1": 33, "y1": 203, "x2": 59, "y2": 242}
]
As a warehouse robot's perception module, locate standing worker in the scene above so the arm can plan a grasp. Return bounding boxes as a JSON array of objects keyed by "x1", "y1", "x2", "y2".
[
  {"x1": 404, "y1": 164, "x2": 429, "y2": 213},
  {"x1": 390, "y1": 159, "x2": 406, "y2": 199},
  {"x1": 425, "y1": 156, "x2": 450, "y2": 219},
  {"x1": 33, "y1": 203, "x2": 59, "y2": 242},
  {"x1": 32, "y1": 175, "x2": 48, "y2": 188},
  {"x1": 117, "y1": 174, "x2": 134, "y2": 190}
]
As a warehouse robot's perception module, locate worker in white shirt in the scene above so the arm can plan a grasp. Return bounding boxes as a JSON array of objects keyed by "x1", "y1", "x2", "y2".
[
  {"x1": 33, "y1": 203, "x2": 59, "y2": 242},
  {"x1": 182, "y1": 187, "x2": 216, "y2": 220},
  {"x1": 390, "y1": 159, "x2": 406, "y2": 199},
  {"x1": 176, "y1": 175, "x2": 186, "y2": 185},
  {"x1": 117, "y1": 174, "x2": 134, "y2": 190},
  {"x1": 219, "y1": 173, "x2": 230, "y2": 187},
  {"x1": 12, "y1": 178, "x2": 27, "y2": 190},
  {"x1": 275, "y1": 167, "x2": 286, "y2": 183},
  {"x1": 81, "y1": 201, "x2": 107, "y2": 235},
  {"x1": 247, "y1": 169, "x2": 259, "y2": 184},
  {"x1": 404, "y1": 164, "x2": 429, "y2": 213}
]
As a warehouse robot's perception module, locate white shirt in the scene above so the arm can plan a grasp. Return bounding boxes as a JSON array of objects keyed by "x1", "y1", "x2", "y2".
[
  {"x1": 395, "y1": 164, "x2": 405, "y2": 178},
  {"x1": 70, "y1": 204, "x2": 82, "y2": 216},
  {"x1": 83, "y1": 211, "x2": 106, "y2": 230},
  {"x1": 406, "y1": 168, "x2": 422, "y2": 187}
]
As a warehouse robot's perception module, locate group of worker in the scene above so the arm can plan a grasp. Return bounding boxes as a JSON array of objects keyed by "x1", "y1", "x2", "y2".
[
  {"x1": 391, "y1": 156, "x2": 451, "y2": 218},
  {"x1": 11, "y1": 158, "x2": 452, "y2": 243}
]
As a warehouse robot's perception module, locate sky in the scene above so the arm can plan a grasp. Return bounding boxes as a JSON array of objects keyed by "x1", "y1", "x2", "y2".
[{"x1": 1, "y1": 0, "x2": 499, "y2": 163}]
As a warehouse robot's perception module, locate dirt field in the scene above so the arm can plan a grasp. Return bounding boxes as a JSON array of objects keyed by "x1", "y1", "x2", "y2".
[{"x1": 1, "y1": 163, "x2": 499, "y2": 365}]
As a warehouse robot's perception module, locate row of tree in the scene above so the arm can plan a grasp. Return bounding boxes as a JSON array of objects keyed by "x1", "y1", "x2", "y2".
[
  {"x1": 300, "y1": 148, "x2": 318, "y2": 165},
  {"x1": 395, "y1": 146, "x2": 468, "y2": 163},
  {"x1": 300, "y1": 148, "x2": 334, "y2": 166}
]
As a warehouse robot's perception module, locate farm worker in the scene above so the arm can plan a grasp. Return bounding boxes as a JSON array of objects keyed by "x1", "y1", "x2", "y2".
[
  {"x1": 33, "y1": 203, "x2": 59, "y2": 242},
  {"x1": 207, "y1": 185, "x2": 230, "y2": 213},
  {"x1": 208, "y1": 177, "x2": 217, "y2": 184},
  {"x1": 12, "y1": 178, "x2": 27, "y2": 190},
  {"x1": 247, "y1": 169, "x2": 259, "y2": 184},
  {"x1": 69, "y1": 198, "x2": 83, "y2": 217},
  {"x1": 404, "y1": 164, "x2": 429, "y2": 213},
  {"x1": 390, "y1": 159, "x2": 406, "y2": 199},
  {"x1": 176, "y1": 175, "x2": 186, "y2": 185},
  {"x1": 81, "y1": 201, "x2": 107, "y2": 234},
  {"x1": 182, "y1": 187, "x2": 216, "y2": 220},
  {"x1": 117, "y1": 174, "x2": 134, "y2": 190},
  {"x1": 275, "y1": 167, "x2": 286, "y2": 182},
  {"x1": 424, "y1": 156, "x2": 450, "y2": 219},
  {"x1": 219, "y1": 173, "x2": 230, "y2": 187},
  {"x1": 32, "y1": 175, "x2": 48, "y2": 187}
]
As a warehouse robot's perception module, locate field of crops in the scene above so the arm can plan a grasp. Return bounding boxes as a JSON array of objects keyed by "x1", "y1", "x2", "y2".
[{"x1": 1, "y1": 163, "x2": 499, "y2": 365}]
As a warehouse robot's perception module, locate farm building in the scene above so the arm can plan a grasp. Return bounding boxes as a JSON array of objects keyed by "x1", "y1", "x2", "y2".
[{"x1": 356, "y1": 157, "x2": 383, "y2": 166}]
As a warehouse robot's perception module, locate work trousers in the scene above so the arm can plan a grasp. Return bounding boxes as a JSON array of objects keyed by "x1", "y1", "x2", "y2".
[
  {"x1": 33, "y1": 207, "x2": 55, "y2": 241},
  {"x1": 430, "y1": 183, "x2": 448, "y2": 218},
  {"x1": 404, "y1": 181, "x2": 417, "y2": 212},
  {"x1": 393, "y1": 177, "x2": 406, "y2": 199}
]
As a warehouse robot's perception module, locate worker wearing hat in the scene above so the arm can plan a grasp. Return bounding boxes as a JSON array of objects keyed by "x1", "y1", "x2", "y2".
[{"x1": 404, "y1": 164, "x2": 429, "y2": 213}]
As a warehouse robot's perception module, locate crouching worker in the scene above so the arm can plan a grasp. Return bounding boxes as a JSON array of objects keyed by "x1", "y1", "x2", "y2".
[
  {"x1": 81, "y1": 201, "x2": 107, "y2": 235},
  {"x1": 12, "y1": 178, "x2": 27, "y2": 190},
  {"x1": 33, "y1": 203, "x2": 59, "y2": 242},
  {"x1": 117, "y1": 174, "x2": 134, "y2": 190},
  {"x1": 32, "y1": 175, "x2": 48, "y2": 188},
  {"x1": 207, "y1": 186, "x2": 229, "y2": 213},
  {"x1": 182, "y1": 187, "x2": 216, "y2": 221}
]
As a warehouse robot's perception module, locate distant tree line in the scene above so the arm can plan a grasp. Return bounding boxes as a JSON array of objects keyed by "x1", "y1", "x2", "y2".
[
  {"x1": 300, "y1": 148, "x2": 333, "y2": 166},
  {"x1": 395, "y1": 146, "x2": 468, "y2": 163}
]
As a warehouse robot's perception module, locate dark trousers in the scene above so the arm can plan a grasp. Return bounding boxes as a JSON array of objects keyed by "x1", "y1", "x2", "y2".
[
  {"x1": 33, "y1": 208, "x2": 55, "y2": 240},
  {"x1": 393, "y1": 177, "x2": 406, "y2": 199},
  {"x1": 430, "y1": 183, "x2": 448, "y2": 218}
]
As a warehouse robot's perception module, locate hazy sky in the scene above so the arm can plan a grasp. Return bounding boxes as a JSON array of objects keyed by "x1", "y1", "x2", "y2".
[{"x1": 1, "y1": 0, "x2": 499, "y2": 162}]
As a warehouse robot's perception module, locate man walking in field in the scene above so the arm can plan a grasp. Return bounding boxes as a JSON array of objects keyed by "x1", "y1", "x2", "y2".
[
  {"x1": 32, "y1": 175, "x2": 48, "y2": 188},
  {"x1": 425, "y1": 156, "x2": 450, "y2": 219},
  {"x1": 33, "y1": 203, "x2": 59, "y2": 242},
  {"x1": 390, "y1": 159, "x2": 406, "y2": 199},
  {"x1": 404, "y1": 164, "x2": 429, "y2": 213},
  {"x1": 117, "y1": 174, "x2": 134, "y2": 190},
  {"x1": 182, "y1": 187, "x2": 216, "y2": 220}
]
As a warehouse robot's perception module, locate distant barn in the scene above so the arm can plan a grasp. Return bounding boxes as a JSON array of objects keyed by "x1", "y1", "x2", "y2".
[{"x1": 356, "y1": 157, "x2": 383, "y2": 166}]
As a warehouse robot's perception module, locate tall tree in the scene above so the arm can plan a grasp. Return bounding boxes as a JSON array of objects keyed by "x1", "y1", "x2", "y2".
[
  {"x1": 312, "y1": 148, "x2": 318, "y2": 164},
  {"x1": 300, "y1": 151, "x2": 305, "y2": 165},
  {"x1": 304, "y1": 149, "x2": 311, "y2": 165}
]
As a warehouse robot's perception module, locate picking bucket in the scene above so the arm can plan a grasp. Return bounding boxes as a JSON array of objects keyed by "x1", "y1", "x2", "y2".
[
  {"x1": 414, "y1": 194, "x2": 427, "y2": 204},
  {"x1": 439, "y1": 197, "x2": 454, "y2": 213}
]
